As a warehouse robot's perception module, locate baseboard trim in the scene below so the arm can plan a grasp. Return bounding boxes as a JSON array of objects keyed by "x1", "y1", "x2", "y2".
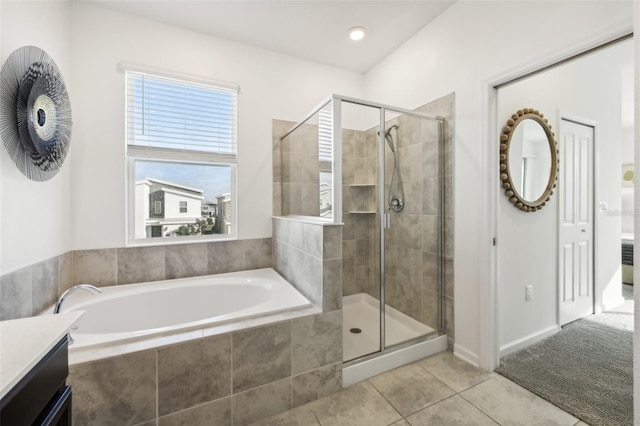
[
  {"x1": 499, "y1": 325, "x2": 560, "y2": 358},
  {"x1": 453, "y1": 343, "x2": 480, "y2": 367}
]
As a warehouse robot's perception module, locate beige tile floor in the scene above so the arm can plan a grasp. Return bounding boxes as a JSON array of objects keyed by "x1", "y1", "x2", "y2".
[{"x1": 251, "y1": 352, "x2": 590, "y2": 426}]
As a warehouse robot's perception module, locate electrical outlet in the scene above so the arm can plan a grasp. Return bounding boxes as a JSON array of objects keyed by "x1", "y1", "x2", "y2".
[{"x1": 525, "y1": 285, "x2": 533, "y2": 301}]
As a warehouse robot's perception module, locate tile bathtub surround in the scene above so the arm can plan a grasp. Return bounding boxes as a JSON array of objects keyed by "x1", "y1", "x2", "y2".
[
  {"x1": 0, "y1": 253, "x2": 73, "y2": 320},
  {"x1": 0, "y1": 238, "x2": 273, "y2": 321},
  {"x1": 69, "y1": 311, "x2": 343, "y2": 425},
  {"x1": 273, "y1": 217, "x2": 342, "y2": 312},
  {"x1": 233, "y1": 321, "x2": 291, "y2": 392},
  {"x1": 74, "y1": 238, "x2": 273, "y2": 287},
  {"x1": 69, "y1": 350, "x2": 157, "y2": 425},
  {"x1": 158, "y1": 334, "x2": 231, "y2": 415}
]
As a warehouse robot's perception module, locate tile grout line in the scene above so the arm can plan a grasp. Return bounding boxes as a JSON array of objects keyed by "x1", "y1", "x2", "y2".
[
  {"x1": 457, "y1": 380, "x2": 504, "y2": 426},
  {"x1": 399, "y1": 393, "x2": 463, "y2": 425},
  {"x1": 155, "y1": 349, "x2": 159, "y2": 425},
  {"x1": 159, "y1": 396, "x2": 233, "y2": 423},
  {"x1": 230, "y1": 333, "x2": 234, "y2": 426},
  {"x1": 290, "y1": 319, "x2": 294, "y2": 411},
  {"x1": 366, "y1": 379, "x2": 405, "y2": 421},
  {"x1": 412, "y1": 360, "x2": 460, "y2": 398}
]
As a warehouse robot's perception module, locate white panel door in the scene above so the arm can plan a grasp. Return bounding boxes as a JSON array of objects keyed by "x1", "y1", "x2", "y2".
[{"x1": 558, "y1": 119, "x2": 594, "y2": 326}]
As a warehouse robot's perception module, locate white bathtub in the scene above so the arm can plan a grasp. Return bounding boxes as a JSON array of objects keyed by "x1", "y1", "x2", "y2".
[{"x1": 51, "y1": 268, "x2": 312, "y2": 353}]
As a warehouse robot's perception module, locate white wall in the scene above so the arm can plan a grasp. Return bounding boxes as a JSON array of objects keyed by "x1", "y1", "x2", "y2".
[
  {"x1": 633, "y1": 3, "x2": 640, "y2": 420},
  {"x1": 363, "y1": 0, "x2": 633, "y2": 366},
  {"x1": 621, "y1": 66, "x2": 634, "y2": 235},
  {"x1": 69, "y1": 3, "x2": 364, "y2": 250},
  {"x1": 497, "y1": 39, "x2": 630, "y2": 352},
  {"x1": 1, "y1": 0, "x2": 3, "y2": 276},
  {"x1": 0, "y1": 1, "x2": 72, "y2": 273},
  {"x1": 163, "y1": 192, "x2": 201, "y2": 220}
]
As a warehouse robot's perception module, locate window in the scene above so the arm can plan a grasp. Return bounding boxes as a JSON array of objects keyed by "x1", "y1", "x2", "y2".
[
  {"x1": 318, "y1": 108, "x2": 333, "y2": 218},
  {"x1": 126, "y1": 68, "x2": 238, "y2": 243}
]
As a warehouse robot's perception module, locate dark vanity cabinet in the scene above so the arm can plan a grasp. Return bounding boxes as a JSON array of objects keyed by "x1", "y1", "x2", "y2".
[{"x1": 1, "y1": 336, "x2": 72, "y2": 425}]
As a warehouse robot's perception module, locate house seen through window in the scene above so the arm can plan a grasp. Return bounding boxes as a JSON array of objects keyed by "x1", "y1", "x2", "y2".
[{"x1": 126, "y1": 69, "x2": 237, "y2": 242}]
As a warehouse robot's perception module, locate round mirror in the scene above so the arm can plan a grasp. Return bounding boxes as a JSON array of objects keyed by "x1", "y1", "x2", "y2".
[{"x1": 499, "y1": 108, "x2": 558, "y2": 212}]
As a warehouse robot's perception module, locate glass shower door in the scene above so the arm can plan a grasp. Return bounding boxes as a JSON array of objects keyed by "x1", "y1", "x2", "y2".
[
  {"x1": 341, "y1": 101, "x2": 383, "y2": 362},
  {"x1": 341, "y1": 99, "x2": 442, "y2": 363},
  {"x1": 382, "y1": 110, "x2": 441, "y2": 350}
]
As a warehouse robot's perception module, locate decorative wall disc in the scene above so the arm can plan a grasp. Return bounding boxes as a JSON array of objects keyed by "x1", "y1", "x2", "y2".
[{"x1": 0, "y1": 46, "x2": 72, "y2": 181}]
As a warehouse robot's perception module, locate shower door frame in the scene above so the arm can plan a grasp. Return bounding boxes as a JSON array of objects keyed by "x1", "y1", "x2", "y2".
[
  {"x1": 337, "y1": 95, "x2": 446, "y2": 362},
  {"x1": 280, "y1": 94, "x2": 446, "y2": 362}
]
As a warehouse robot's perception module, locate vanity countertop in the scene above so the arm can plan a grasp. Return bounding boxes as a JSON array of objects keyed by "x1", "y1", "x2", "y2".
[{"x1": 0, "y1": 311, "x2": 83, "y2": 400}]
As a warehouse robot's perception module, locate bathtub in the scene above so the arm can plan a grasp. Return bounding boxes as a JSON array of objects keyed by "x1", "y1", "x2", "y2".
[{"x1": 50, "y1": 268, "x2": 313, "y2": 355}]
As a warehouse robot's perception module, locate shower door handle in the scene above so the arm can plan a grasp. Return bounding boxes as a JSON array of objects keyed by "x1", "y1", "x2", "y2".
[{"x1": 383, "y1": 213, "x2": 391, "y2": 229}]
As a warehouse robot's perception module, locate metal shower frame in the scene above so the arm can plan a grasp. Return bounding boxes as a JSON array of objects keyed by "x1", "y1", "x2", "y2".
[{"x1": 280, "y1": 94, "x2": 446, "y2": 358}]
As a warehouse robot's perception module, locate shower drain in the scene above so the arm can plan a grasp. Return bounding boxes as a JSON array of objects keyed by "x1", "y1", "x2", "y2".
[{"x1": 349, "y1": 328, "x2": 362, "y2": 334}]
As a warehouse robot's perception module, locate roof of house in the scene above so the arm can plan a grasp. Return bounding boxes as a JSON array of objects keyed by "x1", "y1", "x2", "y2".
[{"x1": 137, "y1": 178, "x2": 204, "y2": 196}]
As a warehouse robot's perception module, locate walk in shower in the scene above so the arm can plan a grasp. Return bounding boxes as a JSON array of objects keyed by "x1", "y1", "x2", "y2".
[{"x1": 275, "y1": 94, "x2": 449, "y2": 379}]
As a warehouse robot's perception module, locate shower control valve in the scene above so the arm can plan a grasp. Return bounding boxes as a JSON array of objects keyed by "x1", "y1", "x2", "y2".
[{"x1": 389, "y1": 195, "x2": 404, "y2": 212}]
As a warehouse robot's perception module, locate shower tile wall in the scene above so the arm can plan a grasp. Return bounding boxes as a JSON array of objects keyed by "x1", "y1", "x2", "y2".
[
  {"x1": 342, "y1": 128, "x2": 380, "y2": 299},
  {"x1": 381, "y1": 112, "x2": 440, "y2": 330},
  {"x1": 341, "y1": 93, "x2": 455, "y2": 343},
  {"x1": 273, "y1": 120, "x2": 321, "y2": 217},
  {"x1": 417, "y1": 93, "x2": 455, "y2": 344}
]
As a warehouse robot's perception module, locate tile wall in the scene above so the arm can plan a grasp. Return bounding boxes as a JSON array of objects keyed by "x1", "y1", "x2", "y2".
[
  {"x1": 2, "y1": 232, "x2": 344, "y2": 425},
  {"x1": 0, "y1": 238, "x2": 272, "y2": 321},
  {"x1": 342, "y1": 127, "x2": 380, "y2": 300},
  {"x1": 416, "y1": 94, "x2": 455, "y2": 345},
  {"x1": 0, "y1": 252, "x2": 72, "y2": 321},
  {"x1": 272, "y1": 217, "x2": 342, "y2": 313},
  {"x1": 274, "y1": 120, "x2": 322, "y2": 217},
  {"x1": 378, "y1": 110, "x2": 443, "y2": 330},
  {"x1": 69, "y1": 310, "x2": 343, "y2": 425},
  {"x1": 340, "y1": 94, "x2": 455, "y2": 343},
  {"x1": 272, "y1": 93, "x2": 454, "y2": 345}
]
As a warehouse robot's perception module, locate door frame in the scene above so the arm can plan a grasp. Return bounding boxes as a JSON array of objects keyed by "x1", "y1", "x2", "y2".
[
  {"x1": 556, "y1": 113, "x2": 598, "y2": 326},
  {"x1": 479, "y1": 25, "x2": 632, "y2": 371}
]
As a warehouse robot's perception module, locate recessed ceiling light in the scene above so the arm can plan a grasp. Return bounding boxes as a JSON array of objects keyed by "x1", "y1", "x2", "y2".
[{"x1": 349, "y1": 27, "x2": 366, "y2": 41}]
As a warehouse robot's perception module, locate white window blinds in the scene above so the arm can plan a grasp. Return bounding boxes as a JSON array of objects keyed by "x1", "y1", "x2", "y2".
[
  {"x1": 318, "y1": 108, "x2": 332, "y2": 163},
  {"x1": 126, "y1": 70, "x2": 237, "y2": 162}
]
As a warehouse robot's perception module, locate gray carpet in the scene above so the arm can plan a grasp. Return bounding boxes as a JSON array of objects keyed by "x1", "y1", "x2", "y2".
[{"x1": 496, "y1": 293, "x2": 633, "y2": 426}]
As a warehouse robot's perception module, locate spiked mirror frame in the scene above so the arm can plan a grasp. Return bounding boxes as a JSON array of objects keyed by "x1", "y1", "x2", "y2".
[
  {"x1": 499, "y1": 108, "x2": 559, "y2": 212},
  {"x1": 0, "y1": 46, "x2": 72, "y2": 181}
]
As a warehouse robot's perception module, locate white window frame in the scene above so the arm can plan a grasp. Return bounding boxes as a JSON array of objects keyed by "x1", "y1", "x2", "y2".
[{"x1": 124, "y1": 65, "x2": 239, "y2": 246}]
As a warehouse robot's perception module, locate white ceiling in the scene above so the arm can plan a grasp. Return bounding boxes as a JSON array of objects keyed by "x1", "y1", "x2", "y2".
[{"x1": 79, "y1": 0, "x2": 455, "y2": 73}]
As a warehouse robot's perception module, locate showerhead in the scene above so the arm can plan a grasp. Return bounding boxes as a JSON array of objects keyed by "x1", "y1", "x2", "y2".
[
  {"x1": 384, "y1": 125, "x2": 399, "y2": 153},
  {"x1": 377, "y1": 125, "x2": 399, "y2": 138},
  {"x1": 376, "y1": 125, "x2": 400, "y2": 153}
]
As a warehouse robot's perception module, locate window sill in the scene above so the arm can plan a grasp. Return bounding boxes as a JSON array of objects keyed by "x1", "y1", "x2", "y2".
[{"x1": 126, "y1": 234, "x2": 238, "y2": 248}]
